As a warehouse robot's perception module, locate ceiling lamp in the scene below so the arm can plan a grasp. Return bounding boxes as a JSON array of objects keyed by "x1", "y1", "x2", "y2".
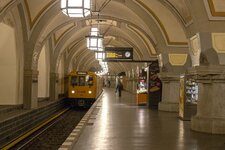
[
  {"x1": 95, "y1": 51, "x2": 105, "y2": 60},
  {"x1": 86, "y1": 27, "x2": 104, "y2": 51},
  {"x1": 61, "y1": 0, "x2": 91, "y2": 17}
]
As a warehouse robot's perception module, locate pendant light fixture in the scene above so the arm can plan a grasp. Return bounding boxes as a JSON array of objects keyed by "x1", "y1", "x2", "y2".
[
  {"x1": 61, "y1": 0, "x2": 91, "y2": 17},
  {"x1": 86, "y1": 25, "x2": 104, "y2": 51},
  {"x1": 86, "y1": 1, "x2": 112, "y2": 51},
  {"x1": 95, "y1": 51, "x2": 105, "y2": 60}
]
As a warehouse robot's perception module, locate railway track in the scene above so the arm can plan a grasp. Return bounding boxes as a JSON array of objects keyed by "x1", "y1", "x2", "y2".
[{"x1": 3, "y1": 108, "x2": 87, "y2": 150}]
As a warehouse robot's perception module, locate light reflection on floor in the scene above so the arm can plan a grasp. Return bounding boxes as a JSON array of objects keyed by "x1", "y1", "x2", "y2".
[{"x1": 73, "y1": 88, "x2": 225, "y2": 150}]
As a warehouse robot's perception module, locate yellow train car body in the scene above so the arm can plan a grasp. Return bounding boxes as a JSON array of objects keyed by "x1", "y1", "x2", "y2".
[{"x1": 67, "y1": 71, "x2": 102, "y2": 107}]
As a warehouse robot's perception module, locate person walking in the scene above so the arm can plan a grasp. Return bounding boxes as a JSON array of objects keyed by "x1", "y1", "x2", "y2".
[{"x1": 116, "y1": 80, "x2": 123, "y2": 97}]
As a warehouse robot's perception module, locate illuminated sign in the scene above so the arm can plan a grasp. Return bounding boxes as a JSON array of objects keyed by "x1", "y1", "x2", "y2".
[
  {"x1": 104, "y1": 47, "x2": 133, "y2": 62},
  {"x1": 77, "y1": 71, "x2": 87, "y2": 75}
]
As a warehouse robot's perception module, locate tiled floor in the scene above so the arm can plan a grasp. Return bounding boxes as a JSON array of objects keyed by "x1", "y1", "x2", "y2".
[{"x1": 72, "y1": 88, "x2": 225, "y2": 150}]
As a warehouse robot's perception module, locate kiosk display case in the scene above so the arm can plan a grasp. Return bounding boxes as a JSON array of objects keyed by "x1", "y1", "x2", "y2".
[
  {"x1": 186, "y1": 79, "x2": 198, "y2": 104},
  {"x1": 136, "y1": 69, "x2": 147, "y2": 105},
  {"x1": 179, "y1": 76, "x2": 198, "y2": 120}
]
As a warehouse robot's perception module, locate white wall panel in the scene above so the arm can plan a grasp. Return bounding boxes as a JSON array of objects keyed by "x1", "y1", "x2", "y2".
[
  {"x1": 0, "y1": 23, "x2": 18, "y2": 105},
  {"x1": 38, "y1": 45, "x2": 49, "y2": 98}
]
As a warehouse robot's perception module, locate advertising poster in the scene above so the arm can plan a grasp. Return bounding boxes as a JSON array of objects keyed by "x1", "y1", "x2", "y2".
[{"x1": 179, "y1": 77, "x2": 185, "y2": 118}]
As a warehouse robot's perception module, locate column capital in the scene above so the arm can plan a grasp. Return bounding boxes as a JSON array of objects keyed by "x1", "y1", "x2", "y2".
[
  {"x1": 187, "y1": 66, "x2": 225, "y2": 82},
  {"x1": 24, "y1": 69, "x2": 38, "y2": 76},
  {"x1": 50, "y1": 72, "x2": 59, "y2": 77},
  {"x1": 50, "y1": 72, "x2": 59, "y2": 83},
  {"x1": 158, "y1": 72, "x2": 180, "y2": 82},
  {"x1": 24, "y1": 69, "x2": 38, "y2": 83}
]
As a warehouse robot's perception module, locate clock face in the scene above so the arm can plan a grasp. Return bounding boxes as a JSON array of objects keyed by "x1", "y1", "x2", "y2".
[{"x1": 125, "y1": 51, "x2": 131, "y2": 58}]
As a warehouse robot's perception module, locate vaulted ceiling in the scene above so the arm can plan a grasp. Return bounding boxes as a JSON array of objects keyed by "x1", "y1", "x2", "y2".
[{"x1": 1, "y1": 0, "x2": 225, "y2": 74}]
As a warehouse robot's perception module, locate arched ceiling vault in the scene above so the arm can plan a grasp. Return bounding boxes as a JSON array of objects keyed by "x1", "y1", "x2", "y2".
[
  {"x1": 1, "y1": 0, "x2": 207, "y2": 73},
  {"x1": 58, "y1": 25, "x2": 156, "y2": 72},
  {"x1": 42, "y1": 16, "x2": 158, "y2": 70},
  {"x1": 63, "y1": 36, "x2": 141, "y2": 66}
]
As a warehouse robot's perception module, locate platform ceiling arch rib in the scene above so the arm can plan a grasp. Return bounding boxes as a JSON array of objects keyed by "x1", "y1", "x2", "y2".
[{"x1": 3, "y1": 0, "x2": 217, "y2": 74}]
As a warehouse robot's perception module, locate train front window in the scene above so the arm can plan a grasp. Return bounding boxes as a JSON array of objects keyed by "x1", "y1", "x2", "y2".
[
  {"x1": 79, "y1": 76, "x2": 85, "y2": 86},
  {"x1": 71, "y1": 75, "x2": 93, "y2": 86},
  {"x1": 71, "y1": 76, "x2": 78, "y2": 86},
  {"x1": 87, "y1": 76, "x2": 94, "y2": 86}
]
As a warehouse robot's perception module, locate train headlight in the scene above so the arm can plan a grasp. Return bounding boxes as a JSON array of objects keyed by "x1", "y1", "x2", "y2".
[
  {"x1": 88, "y1": 91, "x2": 92, "y2": 94},
  {"x1": 72, "y1": 90, "x2": 75, "y2": 94}
]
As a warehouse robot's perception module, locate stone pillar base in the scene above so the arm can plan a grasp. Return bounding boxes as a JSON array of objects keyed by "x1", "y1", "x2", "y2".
[
  {"x1": 158, "y1": 72, "x2": 180, "y2": 112},
  {"x1": 158, "y1": 102, "x2": 178, "y2": 112},
  {"x1": 188, "y1": 66, "x2": 225, "y2": 134},
  {"x1": 191, "y1": 116, "x2": 225, "y2": 134}
]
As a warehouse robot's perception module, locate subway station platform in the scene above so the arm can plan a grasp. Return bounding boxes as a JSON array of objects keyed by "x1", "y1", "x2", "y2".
[{"x1": 67, "y1": 88, "x2": 225, "y2": 150}]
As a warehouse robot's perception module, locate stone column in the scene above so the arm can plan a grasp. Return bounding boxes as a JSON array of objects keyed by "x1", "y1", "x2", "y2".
[
  {"x1": 23, "y1": 69, "x2": 38, "y2": 109},
  {"x1": 158, "y1": 72, "x2": 180, "y2": 112},
  {"x1": 50, "y1": 73, "x2": 59, "y2": 101},
  {"x1": 189, "y1": 66, "x2": 225, "y2": 134}
]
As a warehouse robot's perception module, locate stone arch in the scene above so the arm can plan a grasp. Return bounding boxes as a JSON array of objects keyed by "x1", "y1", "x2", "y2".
[{"x1": 54, "y1": 25, "x2": 149, "y2": 73}]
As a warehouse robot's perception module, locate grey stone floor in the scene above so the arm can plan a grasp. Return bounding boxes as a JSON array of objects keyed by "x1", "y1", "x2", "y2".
[{"x1": 73, "y1": 88, "x2": 225, "y2": 150}]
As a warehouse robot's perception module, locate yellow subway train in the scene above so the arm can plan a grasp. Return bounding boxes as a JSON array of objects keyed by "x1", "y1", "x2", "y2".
[{"x1": 67, "y1": 71, "x2": 103, "y2": 107}]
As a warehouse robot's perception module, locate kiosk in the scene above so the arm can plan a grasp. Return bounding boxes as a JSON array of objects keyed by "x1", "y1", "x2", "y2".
[{"x1": 136, "y1": 69, "x2": 147, "y2": 105}]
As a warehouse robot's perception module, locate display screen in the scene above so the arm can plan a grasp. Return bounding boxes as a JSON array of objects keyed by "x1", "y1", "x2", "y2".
[{"x1": 104, "y1": 47, "x2": 133, "y2": 61}]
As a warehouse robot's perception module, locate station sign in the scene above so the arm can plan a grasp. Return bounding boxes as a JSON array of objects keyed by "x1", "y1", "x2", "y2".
[
  {"x1": 77, "y1": 71, "x2": 87, "y2": 75},
  {"x1": 104, "y1": 47, "x2": 133, "y2": 62}
]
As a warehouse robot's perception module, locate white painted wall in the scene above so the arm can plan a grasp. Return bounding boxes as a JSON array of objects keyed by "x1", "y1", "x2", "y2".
[
  {"x1": 0, "y1": 23, "x2": 19, "y2": 105},
  {"x1": 38, "y1": 45, "x2": 49, "y2": 98},
  {"x1": 58, "y1": 56, "x2": 64, "y2": 95}
]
